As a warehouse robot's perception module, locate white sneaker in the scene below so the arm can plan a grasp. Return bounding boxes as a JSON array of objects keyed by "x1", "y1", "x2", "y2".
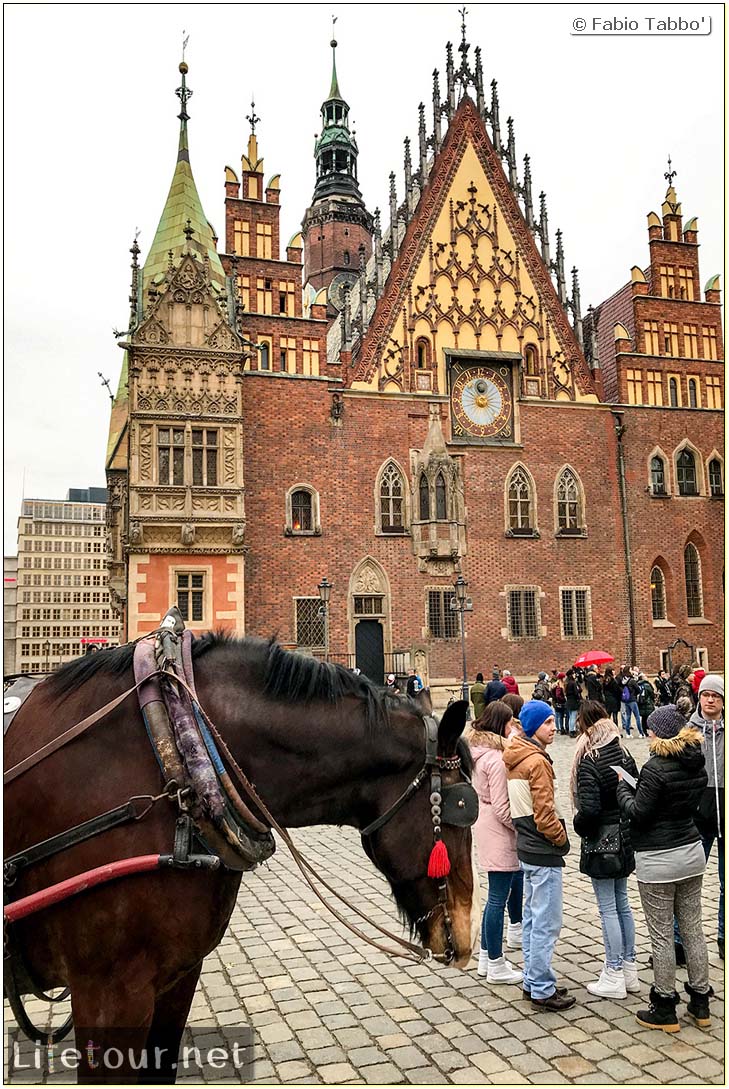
[
  {"x1": 477, "y1": 948, "x2": 489, "y2": 976},
  {"x1": 506, "y1": 922, "x2": 522, "y2": 950},
  {"x1": 622, "y1": 959, "x2": 641, "y2": 993},
  {"x1": 486, "y1": 956, "x2": 523, "y2": 984},
  {"x1": 586, "y1": 964, "x2": 627, "y2": 999}
]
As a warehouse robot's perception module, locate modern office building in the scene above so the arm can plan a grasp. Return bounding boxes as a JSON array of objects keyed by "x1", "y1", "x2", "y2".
[{"x1": 13, "y1": 488, "x2": 121, "y2": 674}]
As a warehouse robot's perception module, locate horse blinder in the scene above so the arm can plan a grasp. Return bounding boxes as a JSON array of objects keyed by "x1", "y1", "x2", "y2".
[{"x1": 439, "y1": 781, "x2": 478, "y2": 829}]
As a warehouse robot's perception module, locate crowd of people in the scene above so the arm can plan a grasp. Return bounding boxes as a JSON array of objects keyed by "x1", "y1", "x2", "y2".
[
  {"x1": 466, "y1": 673, "x2": 723, "y2": 1033},
  {"x1": 472, "y1": 663, "x2": 710, "y2": 740}
]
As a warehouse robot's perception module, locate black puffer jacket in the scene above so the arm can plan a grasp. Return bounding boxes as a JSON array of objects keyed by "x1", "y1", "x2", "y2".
[
  {"x1": 565, "y1": 679, "x2": 582, "y2": 711},
  {"x1": 602, "y1": 676, "x2": 622, "y2": 714},
  {"x1": 617, "y1": 727, "x2": 707, "y2": 852},
  {"x1": 574, "y1": 736, "x2": 638, "y2": 877}
]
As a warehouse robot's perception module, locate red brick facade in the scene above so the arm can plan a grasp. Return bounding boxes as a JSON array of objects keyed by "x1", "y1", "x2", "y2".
[{"x1": 111, "y1": 58, "x2": 724, "y2": 690}]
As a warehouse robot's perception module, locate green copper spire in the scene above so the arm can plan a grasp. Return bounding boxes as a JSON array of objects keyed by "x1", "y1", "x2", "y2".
[
  {"x1": 141, "y1": 59, "x2": 225, "y2": 296},
  {"x1": 328, "y1": 36, "x2": 341, "y2": 100},
  {"x1": 313, "y1": 32, "x2": 363, "y2": 202}
]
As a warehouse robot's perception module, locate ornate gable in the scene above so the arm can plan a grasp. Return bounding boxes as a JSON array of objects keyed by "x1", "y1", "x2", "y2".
[
  {"x1": 133, "y1": 252, "x2": 238, "y2": 353},
  {"x1": 353, "y1": 97, "x2": 596, "y2": 402}
]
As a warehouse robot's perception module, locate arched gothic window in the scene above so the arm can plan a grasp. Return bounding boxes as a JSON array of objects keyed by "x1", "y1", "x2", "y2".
[
  {"x1": 419, "y1": 474, "x2": 430, "y2": 522},
  {"x1": 379, "y1": 463, "x2": 406, "y2": 533},
  {"x1": 709, "y1": 458, "x2": 723, "y2": 497},
  {"x1": 415, "y1": 338, "x2": 430, "y2": 369},
  {"x1": 669, "y1": 377, "x2": 679, "y2": 407},
  {"x1": 650, "y1": 566, "x2": 667, "y2": 621},
  {"x1": 556, "y1": 468, "x2": 583, "y2": 533},
  {"x1": 259, "y1": 343, "x2": 270, "y2": 371},
  {"x1": 688, "y1": 378, "x2": 698, "y2": 408},
  {"x1": 684, "y1": 543, "x2": 703, "y2": 618},
  {"x1": 435, "y1": 473, "x2": 448, "y2": 520},
  {"x1": 507, "y1": 467, "x2": 533, "y2": 532},
  {"x1": 650, "y1": 455, "x2": 667, "y2": 496},
  {"x1": 524, "y1": 344, "x2": 539, "y2": 376},
  {"x1": 291, "y1": 490, "x2": 313, "y2": 532},
  {"x1": 677, "y1": 449, "x2": 698, "y2": 496}
]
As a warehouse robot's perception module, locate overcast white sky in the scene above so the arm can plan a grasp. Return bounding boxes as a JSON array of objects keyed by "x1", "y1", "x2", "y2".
[{"x1": 4, "y1": 2, "x2": 724, "y2": 547}]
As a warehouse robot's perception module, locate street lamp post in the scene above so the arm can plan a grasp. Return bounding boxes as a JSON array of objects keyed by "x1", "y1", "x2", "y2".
[
  {"x1": 453, "y1": 574, "x2": 470, "y2": 709},
  {"x1": 317, "y1": 577, "x2": 332, "y2": 663},
  {"x1": 43, "y1": 639, "x2": 51, "y2": 673}
]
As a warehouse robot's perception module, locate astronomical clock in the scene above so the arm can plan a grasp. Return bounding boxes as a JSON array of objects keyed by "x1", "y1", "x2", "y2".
[{"x1": 449, "y1": 358, "x2": 515, "y2": 444}]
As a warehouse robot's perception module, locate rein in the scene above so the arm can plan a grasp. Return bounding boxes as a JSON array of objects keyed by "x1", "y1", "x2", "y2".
[
  {"x1": 170, "y1": 673, "x2": 436, "y2": 964},
  {"x1": 3, "y1": 672, "x2": 164, "y2": 786}
]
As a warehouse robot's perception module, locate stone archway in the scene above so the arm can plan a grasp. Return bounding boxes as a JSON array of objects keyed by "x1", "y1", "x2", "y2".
[{"x1": 348, "y1": 558, "x2": 392, "y2": 684}]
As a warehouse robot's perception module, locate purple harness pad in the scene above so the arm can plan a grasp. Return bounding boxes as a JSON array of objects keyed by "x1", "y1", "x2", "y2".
[
  {"x1": 133, "y1": 634, "x2": 224, "y2": 822},
  {"x1": 133, "y1": 639, "x2": 161, "y2": 710}
]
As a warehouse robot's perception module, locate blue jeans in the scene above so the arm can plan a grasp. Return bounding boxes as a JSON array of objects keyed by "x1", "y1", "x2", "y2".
[
  {"x1": 481, "y1": 869, "x2": 524, "y2": 958},
  {"x1": 591, "y1": 877, "x2": 636, "y2": 968},
  {"x1": 621, "y1": 701, "x2": 642, "y2": 736},
  {"x1": 554, "y1": 706, "x2": 567, "y2": 733},
  {"x1": 568, "y1": 709, "x2": 579, "y2": 735},
  {"x1": 675, "y1": 834, "x2": 724, "y2": 945},
  {"x1": 521, "y1": 863, "x2": 563, "y2": 999}
]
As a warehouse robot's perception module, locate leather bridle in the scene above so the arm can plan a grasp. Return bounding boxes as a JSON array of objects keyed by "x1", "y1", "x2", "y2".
[{"x1": 361, "y1": 714, "x2": 478, "y2": 964}]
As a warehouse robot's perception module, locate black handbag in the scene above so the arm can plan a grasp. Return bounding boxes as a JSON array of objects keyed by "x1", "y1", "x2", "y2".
[{"x1": 583, "y1": 822, "x2": 622, "y2": 856}]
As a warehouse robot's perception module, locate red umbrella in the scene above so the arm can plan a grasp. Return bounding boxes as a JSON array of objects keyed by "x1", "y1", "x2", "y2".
[{"x1": 573, "y1": 650, "x2": 614, "y2": 667}]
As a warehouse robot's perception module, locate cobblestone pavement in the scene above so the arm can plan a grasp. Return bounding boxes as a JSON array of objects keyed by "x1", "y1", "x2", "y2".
[{"x1": 6, "y1": 734, "x2": 724, "y2": 1084}]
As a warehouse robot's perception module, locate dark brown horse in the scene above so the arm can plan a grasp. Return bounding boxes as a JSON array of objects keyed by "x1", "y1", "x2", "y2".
[{"x1": 5, "y1": 634, "x2": 477, "y2": 1082}]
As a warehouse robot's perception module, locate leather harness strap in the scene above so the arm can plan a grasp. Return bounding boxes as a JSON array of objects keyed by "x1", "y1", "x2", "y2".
[
  {"x1": 4, "y1": 795, "x2": 163, "y2": 883},
  {"x1": 3, "y1": 672, "x2": 164, "y2": 787}
]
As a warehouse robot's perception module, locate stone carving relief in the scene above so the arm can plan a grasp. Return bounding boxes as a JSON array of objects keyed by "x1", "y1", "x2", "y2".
[
  {"x1": 135, "y1": 318, "x2": 169, "y2": 345},
  {"x1": 181, "y1": 523, "x2": 196, "y2": 546},
  {"x1": 354, "y1": 563, "x2": 385, "y2": 594},
  {"x1": 192, "y1": 496, "x2": 221, "y2": 513},
  {"x1": 207, "y1": 323, "x2": 238, "y2": 351},
  {"x1": 156, "y1": 494, "x2": 186, "y2": 512},
  {"x1": 223, "y1": 430, "x2": 237, "y2": 484},
  {"x1": 139, "y1": 426, "x2": 153, "y2": 481},
  {"x1": 128, "y1": 520, "x2": 143, "y2": 544},
  {"x1": 232, "y1": 524, "x2": 246, "y2": 545}
]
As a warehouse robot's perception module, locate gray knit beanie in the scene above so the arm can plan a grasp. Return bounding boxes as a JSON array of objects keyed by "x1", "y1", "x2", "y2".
[
  {"x1": 647, "y1": 704, "x2": 685, "y2": 739},
  {"x1": 698, "y1": 674, "x2": 724, "y2": 700}
]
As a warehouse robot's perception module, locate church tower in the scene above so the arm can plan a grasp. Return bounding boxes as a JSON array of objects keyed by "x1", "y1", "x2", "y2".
[{"x1": 302, "y1": 36, "x2": 374, "y2": 313}]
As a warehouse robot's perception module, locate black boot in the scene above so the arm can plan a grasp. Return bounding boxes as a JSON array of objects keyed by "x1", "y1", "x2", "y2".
[
  {"x1": 635, "y1": 986, "x2": 680, "y2": 1033},
  {"x1": 684, "y1": 982, "x2": 713, "y2": 1028}
]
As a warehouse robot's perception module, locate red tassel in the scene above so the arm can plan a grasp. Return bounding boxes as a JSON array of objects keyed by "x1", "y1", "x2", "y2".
[{"x1": 427, "y1": 839, "x2": 451, "y2": 879}]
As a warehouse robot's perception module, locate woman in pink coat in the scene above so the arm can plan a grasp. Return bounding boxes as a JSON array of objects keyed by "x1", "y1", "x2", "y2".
[{"x1": 468, "y1": 700, "x2": 524, "y2": 984}]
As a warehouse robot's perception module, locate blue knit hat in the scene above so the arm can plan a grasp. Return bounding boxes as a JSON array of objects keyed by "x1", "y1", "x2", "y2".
[{"x1": 520, "y1": 700, "x2": 554, "y2": 738}]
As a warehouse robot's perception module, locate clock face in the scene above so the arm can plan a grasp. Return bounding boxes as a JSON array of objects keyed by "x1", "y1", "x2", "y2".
[
  {"x1": 451, "y1": 366, "x2": 513, "y2": 440},
  {"x1": 328, "y1": 271, "x2": 359, "y2": 313}
]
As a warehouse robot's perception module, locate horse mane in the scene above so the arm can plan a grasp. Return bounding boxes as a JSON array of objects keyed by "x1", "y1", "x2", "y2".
[
  {"x1": 262, "y1": 639, "x2": 389, "y2": 731},
  {"x1": 45, "y1": 632, "x2": 395, "y2": 732}
]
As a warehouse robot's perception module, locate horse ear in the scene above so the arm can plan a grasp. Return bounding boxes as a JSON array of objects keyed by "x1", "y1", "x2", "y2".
[
  {"x1": 413, "y1": 688, "x2": 433, "y2": 716},
  {"x1": 438, "y1": 699, "x2": 469, "y2": 754}
]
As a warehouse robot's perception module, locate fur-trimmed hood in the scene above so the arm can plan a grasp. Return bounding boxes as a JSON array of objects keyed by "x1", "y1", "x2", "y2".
[
  {"x1": 649, "y1": 726, "x2": 705, "y2": 770},
  {"x1": 466, "y1": 727, "x2": 505, "y2": 753}
]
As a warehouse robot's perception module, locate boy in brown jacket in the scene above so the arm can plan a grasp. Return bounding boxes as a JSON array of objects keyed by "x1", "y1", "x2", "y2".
[{"x1": 505, "y1": 700, "x2": 576, "y2": 1011}]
